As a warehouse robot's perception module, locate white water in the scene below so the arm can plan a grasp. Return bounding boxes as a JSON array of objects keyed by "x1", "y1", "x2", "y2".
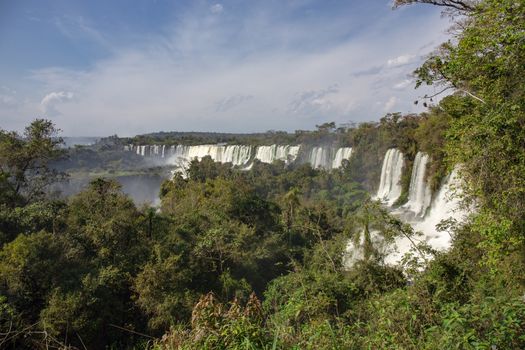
[
  {"x1": 374, "y1": 149, "x2": 404, "y2": 206},
  {"x1": 165, "y1": 144, "x2": 253, "y2": 167},
  {"x1": 343, "y1": 148, "x2": 469, "y2": 268},
  {"x1": 254, "y1": 145, "x2": 300, "y2": 164},
  {"x1": 307, "y1": 146, "x2": 353, "y2": 169},
  {"x1": 403, "y1": 152, "x2": 432, "y2": 218},
  {"x1": 344, "y1": 230, "x2": 385, "y2": 267},
  {"x1": 130, "y1": 144, "x2": 354, "y2": 170},
  {"x1": 383, "y1": 168, "x2": 467, "y2": 265},
  {"x1": 413, "y1": 168, "x2": 467, "y2": 249},
  {"x1": 332, "y1": 147, "x2": 353, "y2": 169},
  {"x1": 308, "y1": 147, "x2": 331, "y2": 169}
]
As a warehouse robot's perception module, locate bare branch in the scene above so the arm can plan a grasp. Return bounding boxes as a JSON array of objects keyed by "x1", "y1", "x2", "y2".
[{"x1": 393, "y1": 0, "x2": 478, "y2": 12}]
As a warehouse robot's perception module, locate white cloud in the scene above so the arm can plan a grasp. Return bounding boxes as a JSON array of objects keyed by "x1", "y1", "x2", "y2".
[
  {"x1": 387, "y1": 54, "x2": 417, "y2": 68},
  {"x1": 289, "y1": 85, "x2": 340, "y2": 116},
  {"x1": 40, "y1": 91, "x2": 74, "y2": 115},
  {"x1": 209, "y1": 4, "x2": 224, "y2": 14},
  {"x1": 384, "y1": 96, "x2": 399, "y2": 111},
  {"x1": 393, "y1": 79, "x2": 413, "y2": 90},
  {"x1": 52, "y1": 15, "x2": 110, "y2": 50},
  {"x1": 1, "y1": 2, "x2": 451, "y2": 135}
]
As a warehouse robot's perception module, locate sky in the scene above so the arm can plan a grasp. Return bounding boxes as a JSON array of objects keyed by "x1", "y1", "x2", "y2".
[{"x1": 0, "y1": 0, "x2": 452, "y2": 136}]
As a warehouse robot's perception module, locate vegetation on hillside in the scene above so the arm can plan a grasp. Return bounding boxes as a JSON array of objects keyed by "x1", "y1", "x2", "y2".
[{"x1": 0, "y1": 0, "x2": 524, "y2": 348}]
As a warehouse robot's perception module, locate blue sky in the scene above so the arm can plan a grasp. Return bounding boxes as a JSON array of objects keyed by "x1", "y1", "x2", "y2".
[{"x1": 0, "y1": 0, "x2": 451, "y2": 136}]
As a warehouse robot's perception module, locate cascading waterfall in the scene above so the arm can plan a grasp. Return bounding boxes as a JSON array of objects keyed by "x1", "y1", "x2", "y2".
[
  {"x1": 413, "y1": 168, "x2": 467, "y2": 248},
  {"x1": 307, "y1": 146, "x2": 354, "y2": 169},
  {"x1": 308, "y1": 147, "x2": 331, "y2": 169},
  {"x1": 345, "y1": 149, "x2": 469, "y2": 267},
  {"x1": 165, "y1": 144, "x2": 253, "y2": 167},
  {"x1": 169, "y1": 145, "x2": 190, "y2": 167},
  {"x1": 383, "y1": 168, "x2": 467, "y2": 265},
  {"x1": 129, "y1": 143, "x2": 353, "y2": 170},
  {"x1": 331, "y1": 147, "x2": 353, "y2": 169},
  {"x1": 343, "y1": 230, "x2": 388, "y2": 268},
  {"x1": 374, "y1": 148, "x2": 404, "y2": 205},
  {"x1": 254, "y1": 145, "x2": 300, "y2": 164},
  {"x1": 403, "y1": 152, "x2": 432, "y2": 218}
]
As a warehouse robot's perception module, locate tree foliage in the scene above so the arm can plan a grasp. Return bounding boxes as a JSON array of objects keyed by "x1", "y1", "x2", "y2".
[{"x1": 1, "y1": 1, "x2": 525, "y2": 347}]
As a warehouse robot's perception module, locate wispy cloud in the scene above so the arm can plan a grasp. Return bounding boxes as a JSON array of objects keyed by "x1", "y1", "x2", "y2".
[
  {"x1": 209, "y1": 4, "x2": 224, "y2": 14},
  {"x1": 289, "y1": 85, "x2": 340, "y2": 116},
  {"x1": 215, "y1": 94, "x2": 253, "y2": 112},
  {"x1": 0, "y1": 1, "x2": 451, "y2": 135},
  {"x1": 52, "y1": 15, "x2": 111, "y2": 50}
]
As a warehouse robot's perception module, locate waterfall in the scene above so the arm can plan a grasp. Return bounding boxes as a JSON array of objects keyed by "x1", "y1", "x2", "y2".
[
  {"x1": 163, "y1": 144, "x2": 253, "y2": 167},
  {"x1": 151, "y1": 145, "x2": 161, "y2": 157},
  {"x1": 374, "y1": 149, "x2": 404, "y2": 206},
  {"x1": 343, "y1": 230, "x2": 387, "y2": 268},
  {"x1": 382, "y1": 168, "x2": 468, "y2": 265},
  {"x1": 413, "y1": 168, "x2": 467, "y2": 249},
  {"x1": 254, "y1": 145, "x2": 300, "y2": 164},
  {"x1": 220, "y1": 145, "x2": 252, "y2": 166},
  {"x1": 332, "y1": 147, "x2": 353, "y2": 169},
  {"x1": 342, "y1": 148, "x2": 469, "y2": 267},
  {"x1": 307, "y1": 146, "x2": 353, "y2": 169},
  {"x1": 308, "y1": 147, "x2": 331, "y2": 169},
  {"x1": 170, "y1": 145, "x2": 189, "y2": 167},
  {"x1": 403, "y1": 152, "x2": 432, "y2": 218},
  {"x1": 130, "y1": 143, "x2": 354, "y2": 170}
]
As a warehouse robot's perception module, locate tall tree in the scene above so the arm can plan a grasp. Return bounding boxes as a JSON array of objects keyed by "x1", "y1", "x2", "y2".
[{"x1": 0, "y1": 119, "x2": 64, "y2": 206}]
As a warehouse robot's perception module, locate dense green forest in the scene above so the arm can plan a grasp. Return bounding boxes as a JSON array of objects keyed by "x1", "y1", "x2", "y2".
[
  {"x1": 0, "y1": 0, "x2": 524, "y2": 348},
  {"x1": 125, "y1": 122, "x2": 352, "y2": 147}
]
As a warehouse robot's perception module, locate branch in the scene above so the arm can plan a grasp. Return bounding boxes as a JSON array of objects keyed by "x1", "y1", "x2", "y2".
[
  {"x1": 393, "y1": 0, "x2": 477, "y2": 12},
  {"x1": 458, "y1": 88, "x2": 486, "y2": 104},
  {"x1": 109, "y1": 323, "x2": 155, "y2": 339},
  {"x1": 421, "y1": 86, "x2": 455, "y2": 100}
]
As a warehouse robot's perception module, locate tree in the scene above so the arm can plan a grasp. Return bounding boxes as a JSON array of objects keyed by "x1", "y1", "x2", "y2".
[
  {"x1": 0, "y1": 119, "x2": 65, "y2": 206},
  {"x1": 315, "y1": 122, "x2": 336, "y2": 133},
  {"x1": 44, "y1": 178, "x2": 149, "y2": 348}
]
